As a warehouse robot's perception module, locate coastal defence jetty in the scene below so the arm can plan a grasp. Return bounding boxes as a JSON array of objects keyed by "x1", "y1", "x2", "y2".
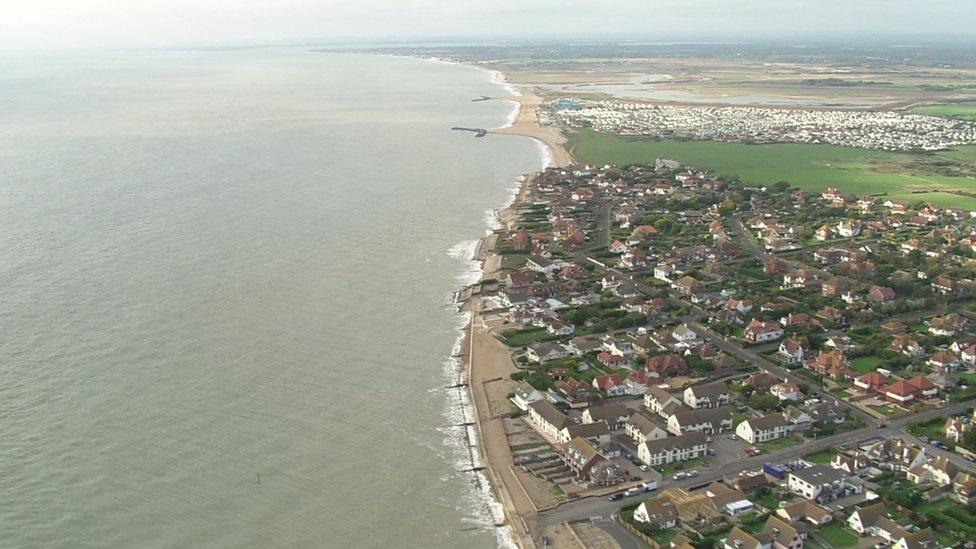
[{"x1": 451, "y1": 127, "x2": 488, "y2": 137}]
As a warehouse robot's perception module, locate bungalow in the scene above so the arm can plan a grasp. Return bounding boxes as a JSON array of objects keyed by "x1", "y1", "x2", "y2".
[
  {"x1": 638, "y1": 432, "x2": 708, "y2": 466},
  {"x1": 597, "y1": 352, "x2": 629, "y2": 368},
  {"x1": 592, "y1": 374, "x2": 628, "y2": 397},
  {"x1": 667, "y1": 407, "x2": 733, "y2": 435},
  {"x1": 528, "y1": 400, "x2": 569, "y2": 440},
  {"x1": 684, "y1": 381, "x2": 730, "y2": 409},
  {"x1": 625, "y1": 412, "x2": 668, "y2": 445},
  {"x1": 883, "y1": 379, "x2": 918, "y2": 404},
  {"x1": 582, "y1": 403, "x2": 630, "y2": 429},
  {"x1": 633, "y1": 496, "x2": 678, "y2": 530},
  {"x1": 854, "y1": 372, "x2": 888, "y2": 393},
  {"x1": 525, "y1": 342, "x2": 569, "y2": 363},
  {"x1": 745, "y1": 319, "x2": 784, "y2": 343},
  {"x1": 736, "y1": 414, "x2": 790, "y2": 444},
  {"x1": 777, "y1": 500, "x2": 833, "y2": 526}
]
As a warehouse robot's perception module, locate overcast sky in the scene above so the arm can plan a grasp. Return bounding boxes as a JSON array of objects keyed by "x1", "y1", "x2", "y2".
[{"x1": 3, "y1": 0, "x2": 975, "y2": 50}]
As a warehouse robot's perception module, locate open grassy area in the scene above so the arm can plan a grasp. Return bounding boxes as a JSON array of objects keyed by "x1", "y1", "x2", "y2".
[
  {"x1": 815, "y1": 525, "x2": 859, "y2": 547},
  {"x1": 501, "y1": 327, "x2": 557, "y2": 347},
  {"x1": 912, "y1": 103, "x2": 976, "y2": 120},
  {"x1": 568, "y1": 129, "x2": 976, "y2": 209},
  {"x1": 851, "y1": 356, "x2": 882, "y2": 374}
]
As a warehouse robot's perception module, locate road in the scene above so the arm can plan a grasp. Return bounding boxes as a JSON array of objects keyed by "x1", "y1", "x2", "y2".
[
  {"x1": 536, "y1": 399, "x2": 976, "y2": 527},
  {"x1": 688, "y1": 320, "x2": 873, "y2": 423}
]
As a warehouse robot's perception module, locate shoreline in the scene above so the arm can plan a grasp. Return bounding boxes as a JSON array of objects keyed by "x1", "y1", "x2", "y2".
[{"x1": 462, "y1": 173, "x2": 542, "y2": 549}]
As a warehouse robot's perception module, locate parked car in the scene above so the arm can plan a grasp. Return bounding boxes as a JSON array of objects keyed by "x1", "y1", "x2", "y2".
[
  {"x1": 639, "y1": 464, "x2": 649, "y2": 471},
  {"x1": 608, "y1": 493, "x2": 623, "y2": 502},
  {"x1": 624, "y1": 487, "x2": 641, "y2": 497}
]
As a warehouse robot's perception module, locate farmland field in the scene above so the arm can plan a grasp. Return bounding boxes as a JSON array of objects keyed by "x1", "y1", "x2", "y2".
[
  {"x1": 912, "y1": 103, "x2": 976, "y2": 120},
  {"x1": 568, "y1": 129, "x2": 976, "y2": 209}
]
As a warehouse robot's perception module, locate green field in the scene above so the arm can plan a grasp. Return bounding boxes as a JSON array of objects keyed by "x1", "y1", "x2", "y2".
[
  {"x1": 912, "y1": 103, "x2": 976, "y2": 120},
  {"x1": 851, "y1": 356, "x2": 882, "y2": 374},
  {"x1": 568, "y1": 129, "x2": 976, "y2": 209}
]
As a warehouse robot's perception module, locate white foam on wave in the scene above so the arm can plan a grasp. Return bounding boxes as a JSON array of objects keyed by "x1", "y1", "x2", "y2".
[{"x1": 440, "y1": 234, "x2": 518, "y2": 549}]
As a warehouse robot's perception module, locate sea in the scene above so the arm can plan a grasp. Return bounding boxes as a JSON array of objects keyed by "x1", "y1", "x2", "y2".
[{"x1": 0, "y1": 48, "x2": 545, "y2": 548}]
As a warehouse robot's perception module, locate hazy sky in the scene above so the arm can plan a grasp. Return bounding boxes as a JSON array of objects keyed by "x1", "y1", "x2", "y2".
[{"x1": 3, "y1": 0, "x2": 975, "y2": 49}]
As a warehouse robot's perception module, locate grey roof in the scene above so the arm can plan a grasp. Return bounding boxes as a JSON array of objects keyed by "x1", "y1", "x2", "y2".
[
  {"x1": 530, "y1": 400, "x2": 568, "y2": 429},
  {"x1": 687, "y1": 381, "x2": 729, "y2": 398},
  {"x1": 789, "y1": 464, "x2": 846, "y2": 485},
  {"x1": 746, "y1": 414, "x2": 790, "y2": 431},
  {"x1": 627, "y1": 412, "x2": 664, "y2": 434},
  {"x1": 563, "y1": 421, "x2": 610, "y2": 439},
  {"x1": 672, "y1": 407, "x2": 732, "y2": 427},
  {"x1": 585, "y1": 404, "x2": 631, "y2": 422},
  {"x1": 640, "y1": 432, "x2": 707, "y2": 453}
]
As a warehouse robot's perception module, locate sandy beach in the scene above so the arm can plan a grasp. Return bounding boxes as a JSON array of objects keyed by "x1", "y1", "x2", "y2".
[
  {"x1": 463, "y1": 174, "x2": 588, "y2": 549},
  {"x1": 489, "y1": 77, "x2": 574, "y2": 168}
]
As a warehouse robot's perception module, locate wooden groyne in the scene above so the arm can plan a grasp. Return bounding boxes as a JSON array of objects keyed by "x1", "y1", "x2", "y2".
[{"x1": 451, "y1": 127, "x2": 488, "y2": 137}]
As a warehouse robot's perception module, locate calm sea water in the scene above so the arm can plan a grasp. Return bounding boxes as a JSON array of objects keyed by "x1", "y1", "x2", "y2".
[{"x1": 0, "y1": 49, "x2": 542, "y2": 548}]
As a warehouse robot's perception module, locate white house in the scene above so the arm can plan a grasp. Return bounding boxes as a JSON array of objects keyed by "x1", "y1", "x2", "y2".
[
  {"x1": 736, "y1": 414, "x2": 790, "y2": 444},
  {"x1": 683, "y1": 382, "x2": 730, "y2": 409},
  {"x1": 638, "y1": 432, "x2": 708, "y2": 466},
  {"x1": 511, "y1": 381, "x2": 543, "y2": 411}
]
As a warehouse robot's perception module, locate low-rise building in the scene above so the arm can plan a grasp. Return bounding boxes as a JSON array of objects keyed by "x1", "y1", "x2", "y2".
[
  {"x1": 683, "y1": 381, "x2": 730, "y2": 409},
  {"x1": 638, "y1": 432, "x2": 708, "y2": 466},
  {"x1": 736, "y1": 414, "x2": 790, "y2": 444}
]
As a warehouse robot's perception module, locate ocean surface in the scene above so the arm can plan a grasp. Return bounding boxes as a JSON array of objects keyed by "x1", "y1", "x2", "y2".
[{"x1": 0, "y1": 49, "x2": 543, "y2": 548}]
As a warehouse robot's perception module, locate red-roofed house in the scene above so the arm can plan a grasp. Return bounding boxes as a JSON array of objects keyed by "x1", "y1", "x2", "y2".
[
  {"x1": 593, "y1": 374, "x2": 627, "y2": 397},
  {"x1": 854, "y1": 372, "x2": 888, "y2": 393}
]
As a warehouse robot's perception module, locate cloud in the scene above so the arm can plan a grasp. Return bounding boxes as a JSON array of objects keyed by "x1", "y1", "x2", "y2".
[{"x1": 0, "y1": 0, "x2": 973, "y2": 50}]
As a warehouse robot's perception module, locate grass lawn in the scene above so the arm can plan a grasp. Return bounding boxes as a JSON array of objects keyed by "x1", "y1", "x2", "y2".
[
  {"x1": 501, "y1": 327, "x2": 557, "y2": 347},
  {"x1": 816, "y1": 525, "x2": 859, "y2": 548},
  {"x1": 805, "y1": 449, "x2": 836, "y2": 464},
  {"x1": 568, "y1": 129, "x2": 976, "y2": 209},
  {"x1": 833, "y1": 389, "x2": 852, "y2": 399},
  {"x1": 851, "y1": 356, "x2": 883, "y2": 374},
  {"x1": 760, "y1": 436, "x2": 803, "y2": 452}
]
